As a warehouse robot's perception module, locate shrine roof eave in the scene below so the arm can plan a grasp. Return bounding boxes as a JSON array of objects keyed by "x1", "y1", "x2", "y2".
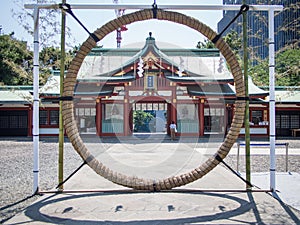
[
  {"x1": 188, "y1": 90, "x2": 236, "y2": 97},
  {"x1": 77, "y1": 75, "x2": 136, "y2": 83},
  {"x1": 224, "y1": 98, "x2": 267, "y2": 104},
  {"x1": 40, "y1": 94, "x2": 59, "y2": 98},
  {"x1": 74, "y1": 91, "x2": 113, "y2": 97},
  {"x1": 248, "y1": 93, "x2": 269, "y2": 98},
  {"x1": 187, "y1": 83, "x2": 269, "y2": 99},
  {"x1": 188, "y1": 91, "x2": 269, "y2": 99},
  {"x1": 74, "y1": 83, "x2": 115, "y2": 96},
  {"x1": 0, "y1": 100, "x2": 32, "y2": 104},
  {"x1": 187, "y1": 84, "x2": 235, "y2": 97},
  {"x1": 188, "y1": 90, "x2": 269, "y2": 98},
  {"x1": 166, "y1": 76, "x2": 234, "y2": 84},
  {"x1": 228, "y1": 80, "x2": 269, "y2": 98}
]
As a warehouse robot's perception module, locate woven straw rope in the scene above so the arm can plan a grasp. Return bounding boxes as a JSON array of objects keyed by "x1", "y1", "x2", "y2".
[{"x1": 62, "y1": 9, "x2": 245, "y2": 190}]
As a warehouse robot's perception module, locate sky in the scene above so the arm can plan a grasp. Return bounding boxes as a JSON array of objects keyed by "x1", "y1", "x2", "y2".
[{"x1": 1, "y1": 0, "x2": 223, "y2": 49}]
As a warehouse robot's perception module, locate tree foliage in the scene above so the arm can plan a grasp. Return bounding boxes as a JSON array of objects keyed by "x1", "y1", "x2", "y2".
[
  {"x1": 249, "y1": 48, "x2": 300, "y2": 86},
  {"x1": 196, "y1": 39, "x2": 215, "y2": 49},
  {"x1": 0, "y1": 34, "x2": 76, "y2": 85},
  {"x1": 133, "y1": 110, "x2": 154, "y2": 132},
  {"x1": 197, "y1": 31, "x2": 243, "y2": 66},
  {"x1": 40, "y1": 46, "x2": 75, "y2": 71},
  {"x1": 0, "y1": 34, "x2": 32, "y2": 85},
  {"x1": 223, "y1": 31, "x2": 242, "y2": 57},
  {"x1": 196, "y1": 31, "x2": 242, "y2": 56},
  {"x1": 1, "y1": 0, "x2": 79, "y2": 85}
]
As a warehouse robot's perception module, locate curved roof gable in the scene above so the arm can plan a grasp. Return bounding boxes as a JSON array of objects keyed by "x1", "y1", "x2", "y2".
[{"x1": 77, "y1": 33, "x2": 233, "y2": 83}]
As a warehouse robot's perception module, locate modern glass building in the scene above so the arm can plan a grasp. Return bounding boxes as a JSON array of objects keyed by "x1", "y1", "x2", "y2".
[{"x1": 218, "y1": 0, "x2": 300, "y2": 61}]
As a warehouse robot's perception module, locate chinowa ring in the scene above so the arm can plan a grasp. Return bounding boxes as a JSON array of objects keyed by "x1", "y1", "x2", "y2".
[{"x1": 62, "y1": 9, "x2": 246, "y2": 190}]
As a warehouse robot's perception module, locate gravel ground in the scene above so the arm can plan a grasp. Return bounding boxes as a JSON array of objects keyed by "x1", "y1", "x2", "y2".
[
  {"x1": 224, "y1": 138, "x2": 300, "y2": 174},
  {"x1": 0, "y1": 137, "x2": 299, "y2": 223},
  {"x1": 0, "y1": 137, "x2": 82, "y2": 223}
]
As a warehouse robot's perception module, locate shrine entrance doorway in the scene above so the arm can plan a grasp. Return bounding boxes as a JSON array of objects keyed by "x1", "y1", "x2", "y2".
[{"x1": 132, "y1": 101, "x2": 168, "y2": 134}]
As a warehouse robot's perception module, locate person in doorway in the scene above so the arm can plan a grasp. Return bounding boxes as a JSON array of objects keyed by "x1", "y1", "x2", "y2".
[{"x1": 169, "y1": 121, "x2": 177, "y2": 140}]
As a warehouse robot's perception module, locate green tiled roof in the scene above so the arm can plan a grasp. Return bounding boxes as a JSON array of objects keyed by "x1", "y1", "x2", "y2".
[
  {"x1": 261, "y1": 86, "x2": 300, "y2": 103},
  {"x1": 78, "y1": 34, "x2": 232, "y2": 81},
  {"x1": 266, "y1": 90, "x2": 300, "y2": 103},
  {"x1": 89, "y1": 47, "x2": 220, "y2": 57},
  {"x1": 0, "y1": 88, "x2": 33, "y2": 104}
]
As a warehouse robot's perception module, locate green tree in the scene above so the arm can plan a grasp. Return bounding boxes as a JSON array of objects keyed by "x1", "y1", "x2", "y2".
[
  {"x1": 197, "y1": 31, "x2": 242, "y2": 57},
  {"x1": 223, "y1": 30, "x2": 242, "y2": 58},
  {"x1": 39, "y1": 46, "x2": 74, "y2": 71},
  {"x1": 0, "y1": 34, "x2": 77, "y2": 85},
  {"x1": 249, "y1": 48, "x2": 300, "y2": 86},
  {"x1": 196, "y1": 39, "x2": 215, "y2": 49},
  {"x1": 133, "y1": 110, "x2": 154, "y2": 132},
  {"x1": 197, "y1": 31, "x2": 243, "y2": 67},
  {"x1": 0, "y1": 34, "x2": 33, "y2": 85},
  {"x1": 276, "y1": 49, "x2": 300, "y2": 86}
]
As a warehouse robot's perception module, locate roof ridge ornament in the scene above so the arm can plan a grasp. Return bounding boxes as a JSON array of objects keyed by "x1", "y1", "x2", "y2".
[{"x1": 146, "y1": 32, "x2": 155, "y2": 41}]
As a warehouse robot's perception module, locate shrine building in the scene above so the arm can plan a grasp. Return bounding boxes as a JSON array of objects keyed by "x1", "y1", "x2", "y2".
[
  {"x1": 1, "y1": 33, "x2": 300, "y2": 137},
  {"x1": 70, "y1": 33, "x2": 268, "y2": 137}
]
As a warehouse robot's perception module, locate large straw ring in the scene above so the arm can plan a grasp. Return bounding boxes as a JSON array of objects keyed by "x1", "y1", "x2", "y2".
[{"x1": 62, "y1": 9, "x2": 245, "y2": 190}]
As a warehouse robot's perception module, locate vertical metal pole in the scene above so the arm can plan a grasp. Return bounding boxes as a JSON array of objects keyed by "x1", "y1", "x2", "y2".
[
  {"x1": 268, "y1": 8, "x2": 276, "y2": 193},
  {"x1": 285, "y1": 143, "x2": 289, "y2": 172},
  {"x1": 237, "y1": 142, "x2": 240, "y2": 173},
  {"x1": 243, "y1": 0, "x2": 251, "y2": 190},
  {"x1": 32, "y1": 5, "x2": 40, "y2": 194},
  {"x1": 58, "y1": 0, "x2": 66, "y2": 191}
]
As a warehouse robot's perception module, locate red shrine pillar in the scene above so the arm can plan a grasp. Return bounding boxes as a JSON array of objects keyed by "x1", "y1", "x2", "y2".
[
  {"x1": 168, "y1": 102, "x2": 177, "y2": 135},
  {"x1": 123, "y1": 84, "x2": 130, "y2": 136},
  {"x1": 28, "y1": 106, "x2": 33, "y2": 136},
  {"x1": 96, "y1": 98, "x2": 102, "y2": 136},
  {"x1": 199, "y1": 98, "x2": 205, "y2": 136},
  {"x1": 124, "y1": 99, "x2": 130, "y2": 136},
  {"x1": 169, "y1": 83, "x2": 177, "y2": 135},
  {"x1": 129, "y1": 106, "x2": 133, "y2": 135}
]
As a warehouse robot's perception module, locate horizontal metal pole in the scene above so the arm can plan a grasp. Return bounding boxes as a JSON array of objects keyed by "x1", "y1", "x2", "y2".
[
  {"x1": 39, "y1": 188, "x2": 273, "y2": 194},
  {"x1": 24, "y1": 4, "x2": 283, "y2": 11}
]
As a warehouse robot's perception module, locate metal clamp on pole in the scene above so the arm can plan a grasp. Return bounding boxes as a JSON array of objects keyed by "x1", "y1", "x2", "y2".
[
  {"x1": 285, "y1": 142, "x2": 289, "y2": 172},
  {"x1": 59, "y1": 96, "x2": 74, "y2": 101},
  {"x1": 237, "y1": 142, "x2": 240, "y2": 173},
  {"x1": 152, "y1": 0, "x2": 158, "y2": 18}
]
